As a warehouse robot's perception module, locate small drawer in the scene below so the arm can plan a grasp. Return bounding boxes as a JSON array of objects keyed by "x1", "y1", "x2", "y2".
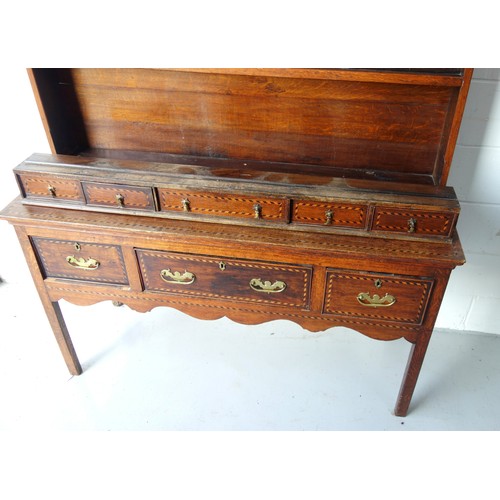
[
  {"x1": 82, "y1": 182, "x2": 156, "y2": 211},
  {"x1": 292, "y1": 200, "x2": 367, "y2": 228},
  {"x1": 323, "y1": 270, "x2": 434, "y2": 325},
  {"x1": 136, "y1": 249, "x2": 312, "y2": 309},
  {"x1": 18, "y1": 174, "x2": 84, "y2": 202},
  {"x1": 32, "y1": 237, "x2": 129, "y2": 285},
  {"x1": 371, "y1": 207, "x2": 456, "y2": 238},
  {"x1": 158, "y1": 188, "x2": 288, "y2": 222}
]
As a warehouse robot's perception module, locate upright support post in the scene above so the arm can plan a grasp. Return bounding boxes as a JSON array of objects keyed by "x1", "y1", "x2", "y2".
[{"x1": 14, "y1": 226, "x2": 82, "y2": 375}]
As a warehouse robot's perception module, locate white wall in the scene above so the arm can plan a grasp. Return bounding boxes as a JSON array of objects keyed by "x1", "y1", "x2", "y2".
[
  {"x1": 436, "y1": 69, "x2": 500, "y2": 334},
  {"x1": 1, "y1": 69, "x2": 499, "y2": 334}
]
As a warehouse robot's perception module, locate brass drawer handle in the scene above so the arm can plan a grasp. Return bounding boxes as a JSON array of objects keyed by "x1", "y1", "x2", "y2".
[
  {"x1": 116, "y1": 194, "x2": 125, "y2": 207},
  {"x1": 407, "y1": 217, "x2": 417, "y2": 233},
  {"x1": 160, "y1": 268, "x2": 196, "y2": 285},
  {"x1": 253, "y1": 203, "x2": 262, "y2": 219},
  {"x1": 249, "y1": 278, "x2": 287, "y2": 293},
  {"x1": 182, "y1": 199, "x2": 191, "y2": 212},
  {"x1": 357, "y1": 292, "x2": 396, "y2": 307},
  {"x1": 66, "y1": 255, "x2": 100, "y2": 270},
  {"x1": 324, "y1": 208, "x2": 334, "y2": 225}
]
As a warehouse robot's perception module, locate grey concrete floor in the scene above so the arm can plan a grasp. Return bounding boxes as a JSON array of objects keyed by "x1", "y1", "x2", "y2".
[{"x1": 1, "y1": 274, "x2": 499, "y2": 431}]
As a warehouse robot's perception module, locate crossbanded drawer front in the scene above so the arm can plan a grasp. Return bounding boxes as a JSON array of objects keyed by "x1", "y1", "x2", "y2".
[
  {"x1": 323, "y1": 271, "x2": 434, "y2": 324},
  {"x1": 82, "y1": 182, "x2": 156, "y2": 211},
  {"x1": 18, "y1": 174, "x2": 84, "y2": 202},
  {"x1": 32, "y1": 237, "x2": 129, "y2": 285},
  {"x1": 371, "y1": 207, "x2": 455, "y2": 237},
  {"x1": 292, "y1": 200, "x2": 367, "y2": 228},
  {"x1": 158, "y1": 189, "x2": 287, "y2": 222},
  {"x1": 136, "y1": 249, "x2": 311, "y2": 309}
]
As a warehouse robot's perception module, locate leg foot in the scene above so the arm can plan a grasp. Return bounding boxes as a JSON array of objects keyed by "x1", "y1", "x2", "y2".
[
  {"x1": 45, "y1": 301, "x2": 82, "y2": 375},
  {"x1": 394, "y1": 336, "x2": 431, "y2": 416},
  {"x1": 14, "y1": 226, "x2": 83, "y2": 375}
]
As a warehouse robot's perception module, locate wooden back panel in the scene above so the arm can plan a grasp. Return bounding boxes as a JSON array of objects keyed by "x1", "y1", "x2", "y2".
[{"x1": 28, "y1": 68, "x2": 472, "y2": 186}]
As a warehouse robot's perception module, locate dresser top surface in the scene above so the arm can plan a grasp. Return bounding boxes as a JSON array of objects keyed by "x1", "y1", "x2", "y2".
[{"x1": 0, "y1": 197, "x2": 465, "y2": 266}]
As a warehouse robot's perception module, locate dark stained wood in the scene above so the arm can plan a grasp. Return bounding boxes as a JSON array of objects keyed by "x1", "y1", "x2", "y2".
[
  {"x1": 394, "y1": 269, "x2": 452, "y2": 416},
  {"x1": 28, "y1": 68, "x2": 473, "y2": 186},
  {"x1": 323, "y1": 271, "x2": 434, "y2": 325},
  {"x1": 371, "y1": 206, "x2": 458, "y2": 239},
  {"x1": 71, "y1": 68, "x2": 459, "y2": 101},
  {"x1": 83, "y1": 148, "x2": 439, "y2": 185},
  {"x1": 0, "y1": 197, "x2": 460, "y2": 336},
  {"x1": 292, "y1": 200, "x2": 367, "y2": 228},
  {"x1": 27, "y1": 69, "x2": 89, "y2": 155},
  {"x1": 1, "y1": 198, "x2": 462, "y2": 417},
  {"x1": 2, "y1": 69, "x2": 473, "y2": 417},
  {"x1": 15, "y1": 153, "x2": 462, "y2": 242},
  {"x1": 439, "y1": 68, "x2": 474, "y2": 186},
  {"x1": 1, "y1": 199, "x2": 466, "y2": 269},
  {"x1": 13, "y1": 226, "x2": 83, "y2": 375},
  {"x1": 32, "y1": 236, "x2": 129, "y2": 285},
  {"x1": 18, "y1": 173, "x2": 84, "y2": 202},
  {"x1": 71, "y1": 70, "x2": 450, "y2": 179},
  {"x1": 17, "y1": 152, "x2": 461, "y2": 200},
  {"x1": 27, "y1": 69, "x2": 58, "y2": 154},
  {"x1": 158, "y1": 188, "x2": 288, "y2": 223},
  {"x1": 171, "y1": 68, "x2": 466, "y2": 86}
]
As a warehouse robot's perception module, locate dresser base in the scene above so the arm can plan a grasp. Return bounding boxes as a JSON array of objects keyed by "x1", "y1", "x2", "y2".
[{"x1": 2, "y1": 198, "x2": 464, "y2": 417}]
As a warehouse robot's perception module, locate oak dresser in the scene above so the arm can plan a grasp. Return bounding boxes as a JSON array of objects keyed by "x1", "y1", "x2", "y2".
[{"x1": 0, "y1": 68, "x2": 472, "y2": 416}]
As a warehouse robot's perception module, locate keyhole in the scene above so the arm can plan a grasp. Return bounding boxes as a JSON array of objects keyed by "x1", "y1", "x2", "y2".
[
  {"x1": 74, "y1": 243, "x2": 81, "y2": 252},
  {"x1": 219, "y1": 262, "x2": 226, "y2": 271},
  {"x1": 374, "y1": 279, "x2": 382, "y2": 289}
]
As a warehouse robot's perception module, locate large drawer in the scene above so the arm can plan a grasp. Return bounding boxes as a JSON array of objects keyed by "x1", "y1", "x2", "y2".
[
  {"x1": 323, "y1": 270, "x2": 434, "y2": 324},
  {"x1": 32, "y1": 237, "x2": 129, "y2": 285},
  {"x1": 136, "y1": 249, "x2": 312, "y2": 309}
]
